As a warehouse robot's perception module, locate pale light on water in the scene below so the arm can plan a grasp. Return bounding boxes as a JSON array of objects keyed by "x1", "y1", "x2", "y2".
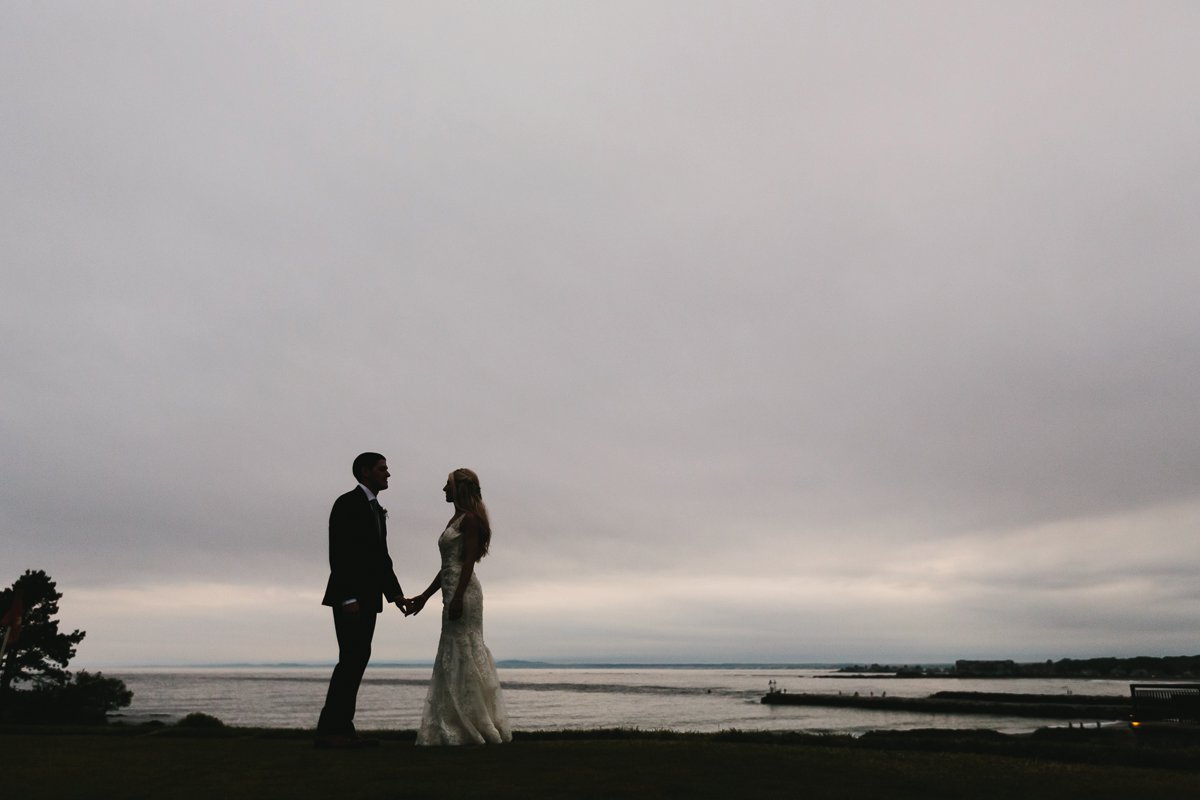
[{"x1": 107, "y1": 667, "x2": 1135, "y2": 735}]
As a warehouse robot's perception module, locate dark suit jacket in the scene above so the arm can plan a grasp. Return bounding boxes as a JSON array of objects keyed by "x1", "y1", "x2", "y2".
[{"x1": 321, "y1": 486, "x2": 403, "y2": 614}]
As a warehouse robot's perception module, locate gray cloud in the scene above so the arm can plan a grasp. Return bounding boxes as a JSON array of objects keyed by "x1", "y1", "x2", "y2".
[{"x1": 3, "y1": 2, "x2": 1199, "y2": 664}]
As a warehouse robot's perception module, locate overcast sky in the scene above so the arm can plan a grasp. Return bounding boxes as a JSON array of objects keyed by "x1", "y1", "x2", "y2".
[{"x1": 3, "y1": 2, "x2": 1198, "y2": 666}]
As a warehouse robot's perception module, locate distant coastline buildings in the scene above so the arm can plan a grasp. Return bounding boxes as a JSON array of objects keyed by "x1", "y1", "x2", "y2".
[
  {"x1": 955, "y1": 656, "x2": 1200, "y2": 679},
  {"x1": 837, "y1": 655, "x2": 1200, "y2": 680}
]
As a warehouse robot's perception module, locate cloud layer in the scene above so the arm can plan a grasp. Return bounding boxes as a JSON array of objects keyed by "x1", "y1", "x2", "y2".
[{"x1": 3, "y1": 2, "x2": 1198, "y2": 664}]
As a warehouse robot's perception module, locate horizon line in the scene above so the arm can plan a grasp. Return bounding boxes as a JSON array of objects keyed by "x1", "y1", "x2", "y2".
[{"x1": 85, "y1": 659, "x2": 950, "y2": 670}]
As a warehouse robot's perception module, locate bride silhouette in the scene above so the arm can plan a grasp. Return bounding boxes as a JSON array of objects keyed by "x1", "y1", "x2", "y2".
[{"x1": 406, "y1": 468, "x2": 511, "y2": 745}]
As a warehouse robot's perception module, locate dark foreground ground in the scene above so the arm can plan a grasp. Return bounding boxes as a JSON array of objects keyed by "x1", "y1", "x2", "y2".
[{"x1": 5, "y1": 725, "x2": 1200, "y2": 799}]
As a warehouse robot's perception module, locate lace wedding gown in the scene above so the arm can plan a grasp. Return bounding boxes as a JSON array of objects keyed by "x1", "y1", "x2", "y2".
[{"x1": 415, "y1": 518, "x2": 511, "y2": 745}]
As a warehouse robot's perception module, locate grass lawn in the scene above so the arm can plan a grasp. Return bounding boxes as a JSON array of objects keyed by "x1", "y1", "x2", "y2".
[{"x1": 4, "y1": 727, "x2": 1199, "y2": 799}]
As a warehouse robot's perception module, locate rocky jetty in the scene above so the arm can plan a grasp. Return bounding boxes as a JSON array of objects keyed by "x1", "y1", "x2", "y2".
[{"x1": 761, "y1": 690, "x2": 1130, "y2": 721}]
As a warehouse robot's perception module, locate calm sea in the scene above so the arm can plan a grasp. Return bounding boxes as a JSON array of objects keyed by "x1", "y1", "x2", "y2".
[{"x1": 103, "y1": 666, "x2": 1135, "y2": 735}]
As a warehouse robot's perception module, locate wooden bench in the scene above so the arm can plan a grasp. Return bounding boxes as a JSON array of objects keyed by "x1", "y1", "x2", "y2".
[{"x1": 1129, "y1": 683, "x2": 1200, "y2": 728}]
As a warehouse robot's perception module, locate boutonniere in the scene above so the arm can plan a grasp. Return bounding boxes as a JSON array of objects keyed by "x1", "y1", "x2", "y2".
[{"x1": 378, "y1": 505, "x2": 388, "y2": 519}]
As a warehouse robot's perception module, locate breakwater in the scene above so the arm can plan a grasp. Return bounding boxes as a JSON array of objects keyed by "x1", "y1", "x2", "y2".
[{"x1": 761, "y1": 691, "x2": 1130, "y2": 721}]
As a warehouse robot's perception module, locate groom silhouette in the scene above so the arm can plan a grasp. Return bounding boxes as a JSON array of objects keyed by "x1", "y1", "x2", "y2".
[{"x1": 316, "y1": 452, "x2": 406, "y2": 748}]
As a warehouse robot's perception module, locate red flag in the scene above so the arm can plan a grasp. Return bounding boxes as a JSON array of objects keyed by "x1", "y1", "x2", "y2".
[{"x1": 1, "y1": 590, "x2": 23, "y2": 646}]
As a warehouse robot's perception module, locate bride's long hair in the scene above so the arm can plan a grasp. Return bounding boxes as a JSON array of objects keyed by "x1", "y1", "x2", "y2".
[{"x1": 451, "y1": 467, "x2": 491, "y2": 561}]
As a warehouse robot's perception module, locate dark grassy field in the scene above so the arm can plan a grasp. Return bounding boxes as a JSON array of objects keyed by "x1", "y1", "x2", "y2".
[{"x1": 5, "y1": 726, "x2": 1199, "y2": 799}]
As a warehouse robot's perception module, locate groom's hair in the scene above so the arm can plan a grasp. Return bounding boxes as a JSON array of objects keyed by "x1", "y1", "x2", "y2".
[{"x1": 352, "y1": 452, "x2": 386, "y2": 481}]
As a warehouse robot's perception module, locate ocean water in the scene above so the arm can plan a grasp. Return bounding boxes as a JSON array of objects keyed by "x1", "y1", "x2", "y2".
[{"x1": 105, "y1": 666, "x2": 1135, "y2": 735}]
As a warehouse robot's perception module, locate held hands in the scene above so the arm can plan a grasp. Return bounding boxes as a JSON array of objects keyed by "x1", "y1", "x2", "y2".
[
  {"x1": 401, "y1": 595, "x2": 428, "y2": 617},
  {"x1": 391, "y1": 594, "x2": 461, "y2": 619}
]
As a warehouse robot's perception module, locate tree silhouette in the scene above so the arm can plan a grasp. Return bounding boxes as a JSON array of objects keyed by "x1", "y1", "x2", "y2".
[
  {"x1": 1, "y1": 569, "x2": 85, "y2": 693},
  {"x1": 1, "y1": 569, "x2": 130, "y2": 722}
]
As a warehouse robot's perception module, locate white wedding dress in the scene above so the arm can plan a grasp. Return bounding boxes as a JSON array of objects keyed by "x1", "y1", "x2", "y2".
[{"x1": 415, "y1": 518, "x2": 511, "y2": 745}]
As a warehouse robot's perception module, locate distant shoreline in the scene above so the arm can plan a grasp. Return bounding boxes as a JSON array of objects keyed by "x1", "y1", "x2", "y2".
[
  {"x1": 89, "y1": 655, "x2": 1200, "y2": 678},
  {"x1": 96, "y1": 661, "x2": 870, "y2": 670}
]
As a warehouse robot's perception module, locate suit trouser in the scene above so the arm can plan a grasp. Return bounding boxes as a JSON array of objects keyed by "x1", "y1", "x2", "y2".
[{"x1": 317, "y1": 607, "x2": 377, "y2": 735}]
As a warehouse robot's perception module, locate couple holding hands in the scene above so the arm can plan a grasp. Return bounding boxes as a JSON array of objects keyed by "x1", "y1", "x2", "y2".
[{"x1": 316, "y1": 453, "x2": 510, "y2": 748}]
